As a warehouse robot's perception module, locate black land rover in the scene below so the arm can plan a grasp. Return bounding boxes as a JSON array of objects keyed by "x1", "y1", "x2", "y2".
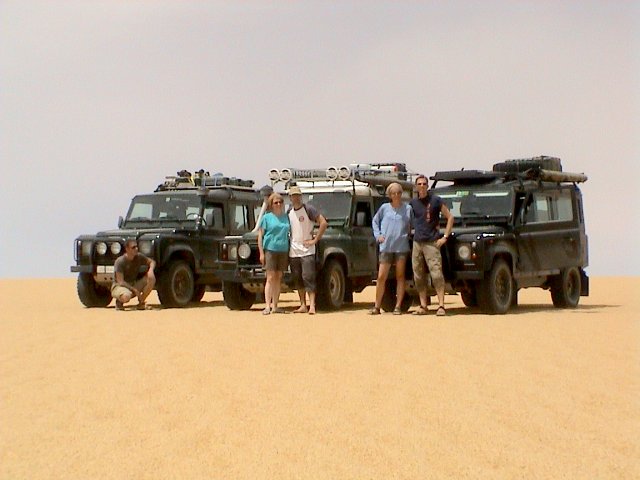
[
  {"x1": 71, "y1": 171, "x2": 262, "y2": 308},
  {"x1": 215, "y1": 164, "x2": 416, "y2": 311},
  {"x1": 424, "y1": 156, "x2": 589, "y2": 314}
]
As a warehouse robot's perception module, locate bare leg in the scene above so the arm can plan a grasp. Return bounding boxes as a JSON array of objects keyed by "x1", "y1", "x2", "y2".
[
  {"x1": 308, "y1": 291, "x2": 316, "y2": 314},
  {"x1": 295, "y1": 289, "x2": 308, "y2": 313},
  {"x1": 395, "y1": 257, "x2": 407, "y2": 309},
  {"x1": 139, "y1": 277, "x2": 156, "y2": 303},
  {"x1": 271, "y1": 270, "x2": 283, "y2": 310},
  {"x1": 264, "y1": 272, "x2": 274, "y2": 311},
  {"x1": 374, "y1": 262, "x2": 391, "y2": 309}
]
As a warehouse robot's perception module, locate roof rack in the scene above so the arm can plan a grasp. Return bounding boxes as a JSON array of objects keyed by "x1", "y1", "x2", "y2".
[
  {"x1": 156, "y1": 169, "x2": 255, "y2": 191},
  {"x1": 268, "y1": 163, "x2": 417, "y2": 191},
  {"x1": 431, "y1": 165, "x2": 587, "y2": 188}
]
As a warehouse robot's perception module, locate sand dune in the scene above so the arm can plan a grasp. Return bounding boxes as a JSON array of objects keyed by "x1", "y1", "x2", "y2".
[{"x1": 1, "y1": 277, "x2": 638, "y2": 479}]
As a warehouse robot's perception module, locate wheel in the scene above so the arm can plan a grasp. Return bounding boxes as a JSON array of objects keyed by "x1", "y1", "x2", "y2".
[
  {"x1": 550, "y1": 267, "x2": 581, "y2": 308},
  {"x1": 77, "y1": 273, "x2": 112, "y2": 307},
  {"x1": 317, "y1": 259, "x2": 345, "y2": 310},
  {"x1": 222, "y1": 282, "x2": 255, "y2": 310},
  {"x1": 478, "y1": 259, "x2": 513, "y2": 314},
  {"x1": 157, "y1": 260, "x2": 195, "y2": 308},
  {"x1": 380, "y1": 280, "x2": 413, "y2": 312},
  {"x1": 460, "y1": 287, "x2": 478, "y2": 307},
  {"x1": 191, "y1": 285, "x2": 206, "y2": 303}
]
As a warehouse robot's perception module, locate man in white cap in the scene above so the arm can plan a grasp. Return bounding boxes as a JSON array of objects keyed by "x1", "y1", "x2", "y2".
[{"x1": 288, "y1": 185, "x2": 328, "y2": 315}]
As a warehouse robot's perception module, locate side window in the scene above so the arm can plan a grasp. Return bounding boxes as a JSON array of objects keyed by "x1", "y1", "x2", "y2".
[
  {"x1": 534, "y1": 196, "x2": 551, "y2": 222},
  {"x1": 527, "y1": 191, "x2": 573, "y2": 223},
  {"x1": 354, "y1": 201, "x2": 372, "y2": 227},
  {"x1": 230, "y1": 203, "x2": 251, "y2": 232},
  {"x1": 203, "y1": 204, "x2": 224, "y2": 229},
  {"x1": 556, "y1": 191, "x2": 574, "y2": 221}
]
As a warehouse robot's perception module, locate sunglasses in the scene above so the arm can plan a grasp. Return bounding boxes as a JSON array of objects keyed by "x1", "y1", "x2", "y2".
[{"x1": 273, "y1": 201, "x2": 283, "y2": 205}]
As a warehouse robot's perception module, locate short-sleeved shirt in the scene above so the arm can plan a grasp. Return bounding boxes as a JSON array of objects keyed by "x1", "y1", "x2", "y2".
[
  {"x1": 259, "y1": 212, "x2": 290, "y2": 252},
  {"x1": 113, "y1": 253, "x2": 150, "y2": 285},
  {"x1": 372, "y1": 202, "x2": 412, "y2": 253},
  {"x1": 289, "y1": 203, "x2": 320, "y2": 258},
  {"x1": 410, "y1": 194, "x2": 444, "y2": 242}
]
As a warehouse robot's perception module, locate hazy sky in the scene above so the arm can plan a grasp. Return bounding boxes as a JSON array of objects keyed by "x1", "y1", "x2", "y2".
[{"x1": 1, "y1": 1, "x2": 638, "y2": 278}]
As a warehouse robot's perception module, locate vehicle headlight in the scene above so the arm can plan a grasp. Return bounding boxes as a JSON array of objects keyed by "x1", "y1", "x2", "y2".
[
  {"x1": 228, "y1": 244, "x2": 238, "y2": 260},
  {"x1": 457, "y1": 244, "x2": 471, "y2": 261},
  {"x1": 238, "y1": 243, "x2": 252, "y2": 260},
  {"x1": 110, "y1": 242, "x2": 122, "y2": 255},
  {"x1": 138, "y1": 240, "x2": 153, "y2": 256},
  {"x1": 96, "y1": 242, "x2": 107, "y2": 255}
]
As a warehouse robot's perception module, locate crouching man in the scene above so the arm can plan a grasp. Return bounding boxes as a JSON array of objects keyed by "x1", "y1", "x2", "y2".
[{"x1": 111, "y1": 239, "x2": 156, "y2": 310}]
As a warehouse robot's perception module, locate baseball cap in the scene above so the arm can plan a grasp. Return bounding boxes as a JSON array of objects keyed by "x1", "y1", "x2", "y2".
[{"x1": 289, "y1": 185, "x2": 302, "y2": 195}]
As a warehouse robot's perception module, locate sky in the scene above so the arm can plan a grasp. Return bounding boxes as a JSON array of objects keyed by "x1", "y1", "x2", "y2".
[{"x1": 1, "y1": 1, "x2": 638, "y2": 278}]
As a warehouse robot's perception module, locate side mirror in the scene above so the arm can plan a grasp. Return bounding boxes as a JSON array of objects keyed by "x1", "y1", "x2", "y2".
[{"x1": 118, "y1": 216, "x2": 124, "y2": 228}]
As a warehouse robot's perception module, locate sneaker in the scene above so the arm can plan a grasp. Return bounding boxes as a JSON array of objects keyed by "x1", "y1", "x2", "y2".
[
  {"x1": 115, "y1": 300, "x2": 124, "y2": 311},
  {"x1": 136, "y1": 302, "x2": 147, "y2": 311},
  {"x1": 262, "y1": 307, "x2": 271, "y2": 315},
  {"x1": 436, "y1": 306, "x2": 446, "y2": 316},
  {"x1": 368, "y1": 307, "x2": 381, "y2": 315},
  {"x1": 392, "y1": 307, "x2": 402, "y2": 315}
]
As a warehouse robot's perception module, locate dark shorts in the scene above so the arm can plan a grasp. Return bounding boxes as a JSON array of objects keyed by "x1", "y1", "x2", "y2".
[
  {"x1": 289, "y1": 255, "x2": 316, "y2": 292},
  {"x1": 265, "y1": 251, "x2": 288, "y2": 271},
  {"x1": 379, "y1": 251, "x2": 409, "y2": 264}
]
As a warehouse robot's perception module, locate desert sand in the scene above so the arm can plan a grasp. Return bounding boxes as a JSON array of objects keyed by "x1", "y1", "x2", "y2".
[{"x1": 1, "y1": 277, "x2": 638, "y2": 479}]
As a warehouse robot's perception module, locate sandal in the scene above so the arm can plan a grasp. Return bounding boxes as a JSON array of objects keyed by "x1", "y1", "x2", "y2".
[
  {"x1": 436, "y1": 306, "x2": 446, "y2": 316},
  {"x1": 262, "y1": 307, "x2": 271, "y2": 315},
  {"x1": 412, "y1": 306, "x2": 428, "y2": 316},
  {"x1": 368, "y1": 307, "x2": 381, "y2": 315},
  {"x1": 392, "y1": 307, "x2": 402, "y2": 315}
]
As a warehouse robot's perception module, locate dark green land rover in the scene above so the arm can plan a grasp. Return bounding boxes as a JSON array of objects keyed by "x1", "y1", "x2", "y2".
[
  {"x1": 215, "y1": 164, "x2": 416, "y2": 311},
  {"x1": 71, "y1": 171, "x2": 262, "y2": 308},
  {"x1": 425, "y1": 156, "x2": 589, "y2": 314}
]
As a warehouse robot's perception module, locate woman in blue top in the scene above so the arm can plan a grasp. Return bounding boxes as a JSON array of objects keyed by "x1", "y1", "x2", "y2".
[
  {"x1": 369, "y1": 182, "x2": 412, "y2": 315},
  {"x1": 258, "y1": 192, "x2": 291, "y2": 314}
]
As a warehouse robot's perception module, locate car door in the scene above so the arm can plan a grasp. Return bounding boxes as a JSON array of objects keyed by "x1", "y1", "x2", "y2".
[
  {"x1": 517, "y1": 187, "x2": 581, "y2": 275},
  {"x1": 350, "y1": 198, "x2": 378, "y2": 276}
]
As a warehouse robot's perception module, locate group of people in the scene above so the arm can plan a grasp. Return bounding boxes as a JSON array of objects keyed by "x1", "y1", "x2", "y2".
[
  {"x1": 370, "y1": 175, "x2": 454, "y2": 316},
  {"x1": 109, "y1": 175, "x2": 454, "y2": 316},
  {"x1": 258, "y1": 186, "x2": 328, "y2": 315}
]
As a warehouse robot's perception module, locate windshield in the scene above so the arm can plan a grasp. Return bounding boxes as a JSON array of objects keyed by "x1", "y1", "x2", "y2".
[
  {"x1": 439, "y1": 189, "x2": 513, "y2": 219},
  {"x1": 300, "y1": 192, "x2": 352, "y2": 221},
  {"x1": 124, "y1": 193, "x2": 202, "y2": 225}
]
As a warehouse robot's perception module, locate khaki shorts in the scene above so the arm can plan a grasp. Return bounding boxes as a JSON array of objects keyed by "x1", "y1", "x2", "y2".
[
  {"x1": 265, "y1": 251, "x2": 288, "y2": 272},
  {"x1": 411, "y1": 241, "x2": 444, "y2": 290},
  {"x1": 111, "y1": 278, "x2": 148, "y2": 299}
]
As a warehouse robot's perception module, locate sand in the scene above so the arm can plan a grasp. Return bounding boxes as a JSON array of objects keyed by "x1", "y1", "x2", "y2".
[{"x1": 1, "y1": 277, "x2": 638, "y2": 479}]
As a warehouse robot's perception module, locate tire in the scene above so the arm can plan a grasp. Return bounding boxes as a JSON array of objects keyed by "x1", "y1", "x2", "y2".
[
  {"x1": 460, "y1": 287, "x2": 478, "y2": 308},
  {"x1": 77, "y1": 273, "x2": 112, "y2": 307},
  {"x1": 550, "y1": 267, "x2": 581, "y2": 308},
  {"x1": 191, "y1": 285, "x2": 206, "y2": 303},
  {"x1": 381, "y1": 280, "x2": 413, "y2": 312},
  {"x1": 157, "y1": 260, "x2": 195, "y2": 308},
  {"x1": 317, "y1": 259, "x2": 345, "y2": 310},
  {"x1": 222, "y1": 282, "x2": 255, "y2": 310},
  {"x1": 478, "y1": 259, "x2": 513, "y2": 314}
]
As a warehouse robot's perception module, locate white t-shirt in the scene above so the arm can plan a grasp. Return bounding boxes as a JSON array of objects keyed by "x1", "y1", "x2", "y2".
[{"x1": 288, "y1": 204, "x2": 319, "y2": 258}]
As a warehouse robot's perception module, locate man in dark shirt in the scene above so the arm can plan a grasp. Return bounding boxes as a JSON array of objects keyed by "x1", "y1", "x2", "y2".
[
  {"x1": 111, "y1": 239, "x2": 156, "y2": 310},
  {"x1": 410, "y1": 175, "x2": 454, "y2": 316}
]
